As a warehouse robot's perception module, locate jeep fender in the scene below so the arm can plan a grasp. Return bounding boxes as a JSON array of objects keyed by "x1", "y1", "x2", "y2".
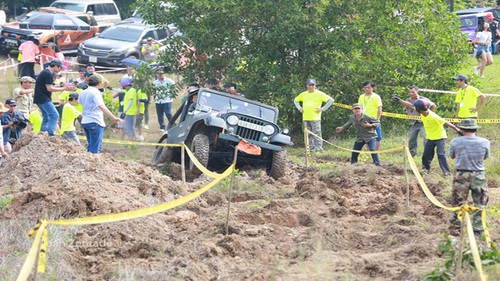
[
  {"x1": 204, "y1": 115, "x2": 226, "y2": 130},
  {"x1": 269, "y1": 133, "x2": 293, "y2": 146}
]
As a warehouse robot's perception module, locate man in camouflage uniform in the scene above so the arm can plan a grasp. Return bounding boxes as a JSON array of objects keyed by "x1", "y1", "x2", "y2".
[{"x1": 448, "y1": 119, "x2": 490, "y2": 237}]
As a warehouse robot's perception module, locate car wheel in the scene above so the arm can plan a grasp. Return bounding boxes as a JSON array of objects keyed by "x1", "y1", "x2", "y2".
[
  {"x1": 189, "y1": 134, "x2": 210, "y2": 171},
  {"x1": 268, "y1": 148, "x2": 288, "y2": 179},
  {"x1": 151, "y1": 138, "x2": 172, "y2": 165},
  {"x1": 127, "y1": 54, "x2": 138, "y2": 60}
]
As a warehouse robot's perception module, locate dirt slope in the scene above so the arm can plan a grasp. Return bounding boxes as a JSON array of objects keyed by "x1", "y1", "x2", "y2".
[{"x1": 0, "y1": 133, "x2": 479, "y2": 280}]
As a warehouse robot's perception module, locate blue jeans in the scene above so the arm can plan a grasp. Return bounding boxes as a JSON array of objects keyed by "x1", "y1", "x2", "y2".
[
  {"x1": 155, "y1": 102, "x2": 173, "y2": 129},
  {"x1": 37, "y1": 101, "x2": 60, "y2": 136},
  {"x1": 82, "y1": 122, "x2": 104, "y2": 153},
  {"x1": 352, "y1": 139, "x2": 380, "y2": 165},
  {"x1": 422, "y1": 138, "x2": 450, "y2": 175},
  {"x1": 62, "y1": 131, "x2": 81, "y2": 145}
]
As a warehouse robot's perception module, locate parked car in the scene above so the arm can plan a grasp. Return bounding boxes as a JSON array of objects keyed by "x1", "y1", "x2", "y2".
[
  {"x1": 456, "y1": 7, "x2": 500, "y2": 18},
  {"x1": 458, "y1": 11, "x2": 496, "y2": 53},
  {"x1": 77, "y1": 23, "x2": 170, "y2": 67},
  {"x1": 151, "y1": 88, "x2": 293, "y2": 179},
  {"x1": 0, "y1": 7, "x2": 107, "y2": 55},
  {"x1": 50, "y1": 0, "x2": 121, "y2": 24}
]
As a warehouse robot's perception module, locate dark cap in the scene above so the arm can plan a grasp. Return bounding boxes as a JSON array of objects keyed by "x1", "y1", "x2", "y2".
[
  {"x1": 452, "y1": 74, "x2": 468, "y2": 82},
  {"x1": 69, "y1": 93, "x2": 79, "y2": 100},
  {"x1": 306, "y1": 78, "x2": 317, "y2": 85},
  {"x1": 84, "y1": 71, "x2": 93, "y2": 77},
  {"x1": 50, "y1": 59, "x2": 64, "y2": 67},
  {"x1": 224, "y1": 82, "x2": 237, "y2": 89},
  {"x1": 5, "y1": 98, "x2": 17, "y2": 106},
  {"x1": 352, "y1": 103, "x2": 363, "y2": 109},
  {"x1": 457, "y1": 119, "x2": 481, "y2": 129},
  {"x1": 207, "y1": 78, "x2": 218, "y2": 85},
  {"x1": 69, "y1": 78, "x2": 79, "y2": 84},
  {"x1": 88, "y1": 75, "x2": 101, "y2": 85}
]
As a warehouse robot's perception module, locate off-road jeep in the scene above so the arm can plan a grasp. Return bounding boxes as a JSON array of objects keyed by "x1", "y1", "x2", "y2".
[{"x1": 151, "y1": 88, "x2": 293, "y2": 179}]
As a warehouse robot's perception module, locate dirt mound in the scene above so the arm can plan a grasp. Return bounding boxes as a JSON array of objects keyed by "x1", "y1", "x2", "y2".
[{"x1": 0, "y1": 134, "x2": 462, "y2": 280}]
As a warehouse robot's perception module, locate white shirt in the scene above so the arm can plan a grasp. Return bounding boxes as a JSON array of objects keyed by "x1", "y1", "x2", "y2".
[
  {"x1": 79, "y1": 86, "x2": 106, "y2": 127},
  {"x1": 154, "y1": 78, "x2": 175, "y2": 103}
]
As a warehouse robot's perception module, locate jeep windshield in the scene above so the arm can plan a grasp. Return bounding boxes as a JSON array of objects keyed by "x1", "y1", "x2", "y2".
[
  {"x1": 199, "y1": 91, "x2": 276, "y2": 122},
  {"x1": 98, "y1": 26, "x2": 142, "y2": 42}
]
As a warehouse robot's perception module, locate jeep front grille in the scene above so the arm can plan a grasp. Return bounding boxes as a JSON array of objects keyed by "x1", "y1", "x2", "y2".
[{"x1": 236, "y1": 116, "x2": 264, "y2": 141}]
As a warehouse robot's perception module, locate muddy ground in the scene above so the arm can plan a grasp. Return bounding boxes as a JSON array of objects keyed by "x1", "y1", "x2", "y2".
[{"x1": 0, "y1": 133, "x2": 498, "y2": 280}]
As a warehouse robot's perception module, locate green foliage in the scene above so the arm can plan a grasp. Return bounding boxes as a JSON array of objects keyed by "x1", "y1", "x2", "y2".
[
  {"x1": 138, "y1": 0, "x2": 468, "y2": 136},
  {"x1": 423, "y1": 234, "x2": 500, "y2": 280},
  {"x1": 0, "y1": 195, "x2": 13, "y2": 210}
]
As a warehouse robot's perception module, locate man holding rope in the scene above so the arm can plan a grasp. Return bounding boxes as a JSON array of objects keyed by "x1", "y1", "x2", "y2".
[{"x1": 448, "y1": 119, "x2": 490, "y2": 238}]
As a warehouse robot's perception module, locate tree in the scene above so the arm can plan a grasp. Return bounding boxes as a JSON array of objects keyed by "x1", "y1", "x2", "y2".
[{"x1": 137, "y1": 0, "x2": 469, "y2": 136}]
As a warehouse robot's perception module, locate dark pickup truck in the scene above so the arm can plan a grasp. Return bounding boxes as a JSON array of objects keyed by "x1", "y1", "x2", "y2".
[{"x1": 0, "y1": 7, "x2": 110, "y2": 54}]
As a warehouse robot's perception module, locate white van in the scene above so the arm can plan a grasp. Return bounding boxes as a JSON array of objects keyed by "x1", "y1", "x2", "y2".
[{"x1": 50, "y1": 0, "x2": 121, "y2": 24}]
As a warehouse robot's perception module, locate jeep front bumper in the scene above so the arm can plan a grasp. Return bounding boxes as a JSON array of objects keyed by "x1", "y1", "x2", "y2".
[{"x1": 218, "y1": 133, "x2": 283, "y2": 152}]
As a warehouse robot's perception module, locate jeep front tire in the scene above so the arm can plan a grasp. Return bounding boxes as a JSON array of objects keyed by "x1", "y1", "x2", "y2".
[
  {"x1": 151, "y1": 138, "x2": 172, "y2": 165},
  {"x1": 269, "y1": 148, "x2": 288, "y2": 179},
  {"x1": 189, "y1": 134, "x2": 210, "y2": 171}
]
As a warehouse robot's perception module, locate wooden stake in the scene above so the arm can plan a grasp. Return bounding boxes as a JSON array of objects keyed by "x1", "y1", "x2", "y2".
[
  {"x1": 403, "y1": 142, "x2": 410, "y2": 206},
  {"x1": 181, "y1": 142, "x2": 186, "y2": 184},
  {"x1": 225, "y1": 146, "x2": 239, "y2": 235}
]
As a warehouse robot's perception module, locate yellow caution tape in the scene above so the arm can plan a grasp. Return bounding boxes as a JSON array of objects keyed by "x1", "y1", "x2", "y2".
[
  {"x1": 47, "y1": 164, "x2": 233, "y2": 226},
  {"x1": 333, "y1": 102, "x2": 500, "y2": 124},
  {"x1": 38, "y1": 228, "x2": 48, "y2": 273},
  {"x1": 184, "y1": 146, "x2": 221, "y2": 179},
  {"x1": 305, "y1": 128, "x2": 404, "y2": 155},
  {"x1": 464, "y1": 212, "x2": 487, "y2": 281},
  {"x1": 17, "y1": 220, "x2": 47, "y2": 281}
]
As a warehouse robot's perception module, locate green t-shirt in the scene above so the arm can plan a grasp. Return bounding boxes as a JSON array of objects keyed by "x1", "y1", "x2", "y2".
[
  {"x1": 455, "y1": 86, "x2": 482, "y2": 118},
  {"x1": 421, "y1": 111, "x2": 447, "y2": 140},
  {"x1": 124, "y1": 87, "x2": 138, "y2": 116},
  {"x1": 60, "y1": 103, "x2": 81, "y2": 134},
  {"x1": 28, "y1": 110, "x2": 42, "y2": 134},
  {"x1": 358, "y1": 93, "x2": 382, "y2": 119},
  {"x1": 294, "y1": 90, "x2": 331, "y2": 121}
]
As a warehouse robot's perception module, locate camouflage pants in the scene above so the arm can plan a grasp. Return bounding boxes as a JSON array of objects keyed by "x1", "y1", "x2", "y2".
[
  {"x1": 304, "y1": 121, "x2": 323, "y2": 152},
  {"x1": 450, "y1": 171, "x2": 489, "y2": 231}
]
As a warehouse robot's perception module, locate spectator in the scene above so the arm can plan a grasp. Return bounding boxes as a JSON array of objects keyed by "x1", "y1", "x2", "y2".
[
  {"x1": 486, "y1": 13, "x2": 499, "y2": 55},
  {"x1": 473, "y1": 22, "x2": 493, "y2": 78},
  {"x1": 28, "y1": 105, "x2": 42, "y2": 134},
  {"x1": 448, "y1": 119, "x2": 490, "y2": 238},
  {"x1": 1, "y1": 99, "x2": 28, "y2": 153},
  {"x1": 77, "y1": 71, "x2": 92, "y2": 90},
  {"x1": 12, "y1": 76, "x2": 36, "y2": 116},
  {"x1": 34, "y1": 59, "x2": 75, "y2": 137},
  {"x1": 136, "y1": 89, "x2": 148, "y2": 142},
  {"x1": 154, "y1": 69, "x2": 175, "y2": 132},
  {"x1": 0, "y1": 103, "x2": 9, "y2": 165},
  {"x1": 206, "y1": 78, "x2": 220, "y2": 91},
  {"x1": 18, "y1": 38, "x2": 40, "y2": 78},
  {"x1": 122, "y1": 66, "x2": 151, "y2": 129},
  {"x1": 86, "y1": 63, "x2": 109, "y2": 88},
  {"x1": 53, "y1": 45, "x2": 68, "y2": 70},
  {"x1": 358, "y1": 81, "x2": 383, "y2": 150},
  {"x1": 336, "y1": 103, "x2": 380, "y2": 166},
  {"x1": 113, "y1": 88, "x2": 126, "y2": 140},
  {"x1": 120, "y1": 77, "x2": 139, "y2": 141},
  {"x1": 413, "y1": 99, "x2": 461, "y2": 176},
  {"x1": 392, "y1": 86, "x2": 436, "y2": 157},
  {"x1": 60, "y1": 93, "x2": 82, "y2": 145},
  {"x1": 77, "y1": 67, "x2": 86, "y2": 84},
  {"x1": 224, "y1": 83, "x2": 243, "y2": 97},
  {"x1": 38, "y1": 43, "x2": 57, "y2": 67},
  {"x1": 294, "y1": 78, "x2": 334, "y2": 153},
  {"x1": 452, "y1": 74, "x2": 485, "y2": 119},
  {"x1": 141, "y1": 37, "x2": 163, "y2": 62},
  {"x1": 79, "y1": 75, "x2": 121, "y2": 153}
]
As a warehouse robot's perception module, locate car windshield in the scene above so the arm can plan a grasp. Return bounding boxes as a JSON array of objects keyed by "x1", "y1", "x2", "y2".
[
  {"x1": 50, "y1": 3, "x2": 85, "y2": 13},
  {"x1": 99, "y1": 27, "x2": 142, "y2": 42},
  {"x1": 198, "y1": 92, "x2": 276, "y2": 122},
  {"x1": 460, "y1": 17, "x2": 477, "y2": 28}
]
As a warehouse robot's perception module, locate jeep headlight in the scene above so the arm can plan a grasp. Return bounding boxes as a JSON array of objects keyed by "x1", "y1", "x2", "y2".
[
  {"x1": 263, "y1": 125, "x2": 275, "y2": 135},
  {"x1": 226, "y1": 115, "x2": 239, "y2": 126}
]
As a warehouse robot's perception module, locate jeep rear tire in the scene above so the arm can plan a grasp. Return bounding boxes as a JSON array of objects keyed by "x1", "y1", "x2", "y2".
[
  {"x1": 189, "y1": 134, "x2": 210, "y2": 171},
  {"x1": 151, "y1": 138, "x2": 172, "y2": 165},
  {"x1": 269, "y1": 148, "x2": 288, "y2": 179}
]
